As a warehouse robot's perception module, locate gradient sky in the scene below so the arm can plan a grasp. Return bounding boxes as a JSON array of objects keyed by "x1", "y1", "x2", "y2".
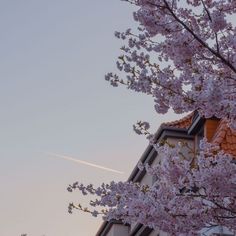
[{"x1": 0, "y1": 1, "x2": 180, "y2": 235}]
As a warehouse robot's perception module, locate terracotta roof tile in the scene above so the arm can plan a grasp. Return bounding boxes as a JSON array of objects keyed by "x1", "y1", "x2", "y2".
[
  {"x1": 212, "y1": 119, "x2": 236, "y2": 156},
  {"x1": 164, "y1": 112, "x2": 236, "y2": 157},
  {"x1": 163, "y1": 112, "x2": 194, "y2": 129}
]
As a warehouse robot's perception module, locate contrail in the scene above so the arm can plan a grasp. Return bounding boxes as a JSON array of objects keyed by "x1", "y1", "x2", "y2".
[{"x1": 46, "y1": 152, "x2": 124, "y2": 174}]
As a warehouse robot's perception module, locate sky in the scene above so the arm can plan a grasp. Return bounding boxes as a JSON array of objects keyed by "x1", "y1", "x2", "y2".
[{"x1": 0, "y1": 1, "x2": 180, "y2": 236}]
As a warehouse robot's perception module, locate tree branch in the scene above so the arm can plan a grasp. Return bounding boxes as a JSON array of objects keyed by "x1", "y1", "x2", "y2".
[{"x1": 160, "y1": 0, "x2": 236, "y2": 74}]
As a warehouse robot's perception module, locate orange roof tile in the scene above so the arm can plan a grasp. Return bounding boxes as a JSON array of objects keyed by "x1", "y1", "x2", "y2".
[
  {"x1": 163, "y1": 112, "x2": 194, "y2": 129},
  {"x1": 163, "y1": 112, "x2": 236, "y2": 157},
  {"x1": 212, "y1": 119, "x2": 236, "y2": 156}
]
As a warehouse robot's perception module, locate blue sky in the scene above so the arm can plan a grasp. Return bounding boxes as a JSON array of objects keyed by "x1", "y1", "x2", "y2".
[{"x1": 0, "y1": 1, "x2": 179, "y2": 235}]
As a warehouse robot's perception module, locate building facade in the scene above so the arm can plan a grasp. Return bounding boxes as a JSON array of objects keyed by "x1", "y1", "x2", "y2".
[{"x1": 96, "y1": 112, "x2": 236, "y2": 236}]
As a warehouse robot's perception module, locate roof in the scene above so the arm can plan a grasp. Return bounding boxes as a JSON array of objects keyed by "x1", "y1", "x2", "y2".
[
  {"x1": 164, "y1": 112, "x2": 236, "y2": 157},
  {"x1": 162, "y1": 112, "x2": 194, "y2": 129},
  {"x1": 212, "y1": 119, "x2": 236, "y2": 156}
]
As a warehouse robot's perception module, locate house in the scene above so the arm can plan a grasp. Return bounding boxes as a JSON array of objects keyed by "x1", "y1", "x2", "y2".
[{"x1": 96, "y1": 112, "x2": 236, "y2": 236}]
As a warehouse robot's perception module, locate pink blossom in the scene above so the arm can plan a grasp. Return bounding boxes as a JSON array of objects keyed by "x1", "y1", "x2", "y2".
[{"x1": 105, "y1": 0, "x2": 236, "y2": 129}]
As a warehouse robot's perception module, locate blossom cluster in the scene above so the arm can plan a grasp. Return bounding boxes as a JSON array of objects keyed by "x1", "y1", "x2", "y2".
[
  {"x1": 68, "y1": 140, "x2": 236, "y2": 235},
  {"x1": 105, "y1": 0, "x2": 236, "y2": 129}
]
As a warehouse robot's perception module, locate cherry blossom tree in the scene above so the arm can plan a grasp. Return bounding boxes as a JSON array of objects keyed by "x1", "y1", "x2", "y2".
[{"x1": 68, "y1": 1, "x2": 236, "y2": 235}]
